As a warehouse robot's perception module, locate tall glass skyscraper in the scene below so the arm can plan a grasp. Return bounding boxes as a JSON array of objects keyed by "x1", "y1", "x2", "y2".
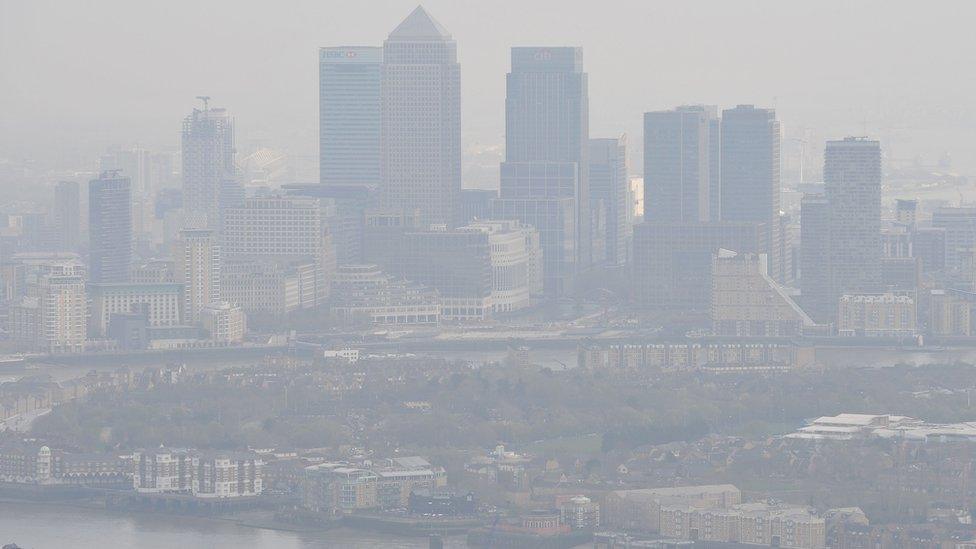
[
  {"x1": 89, "y1": 172, "x2": 132, "y2": 283},
  {"x1": 720, "y1": 104, "x2": 781, "y2": 280},
  {"x1": 504, "y1": 47, "x2": 590, "y2": 267},
  {"x1": 319, "y1": 46, "x2": 382, "y2": 186},
  {"x1": 381, "y1": 6, "x2": 460, "y2": 227},
  {"x1": 644, "y1": 107, "x2": 713, "y2": 223}
]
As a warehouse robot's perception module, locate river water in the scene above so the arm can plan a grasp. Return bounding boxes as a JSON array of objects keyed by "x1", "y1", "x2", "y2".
[{"x1": 0, "y1": 502, "x2": 467, "y2": 549}]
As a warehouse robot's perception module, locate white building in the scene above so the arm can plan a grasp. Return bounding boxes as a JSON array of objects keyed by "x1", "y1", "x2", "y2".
[
  {"x1": 175, "y1": 228, "x2": 220, "y2": 324},
  {"x1": 462, "y1": 219, "x2": 543, "y2": 311},
  {"x1": 88, "y1": 283, "x2": 183, "y2": 337},
  {"x1": 200, "y1": 301, "x2": 246, "y2": 344}
]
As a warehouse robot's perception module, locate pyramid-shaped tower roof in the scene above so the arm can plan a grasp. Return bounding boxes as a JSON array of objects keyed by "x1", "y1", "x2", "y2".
[{"x1": 388, "y1": 5, "x2": 452, "y2": 40}]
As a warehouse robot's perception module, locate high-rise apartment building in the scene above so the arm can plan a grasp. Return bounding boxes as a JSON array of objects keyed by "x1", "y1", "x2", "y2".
[
  {"x1": 9, "y1": 262, "x2": 87, "y2": 353},
  {"x1": 721, "y1": 105, "x2": 781, "y2": 280},
  {"x1": 175, "y1": 228, "x2": 220, "y2": 324},
  {"x1": 589, "y1": 136, "x2": 631, "y2": 266},
  {"x1": 319, "y1": 46, "x2": 382, "y2": 186},
  {"x1": 88, "y1": 172, "x2": 132, "y2": 284},
  {"x1": 380, "y1": 6, "x2": 460, "y2": 227},
  {"x1": 182, "y1": 104, "x2": 236, "y2": 229},
  {"x1": 504, "y1": 46, "x2": 590, "y2": 267},
  {"x1": 644, "y1": 107, "x2": 712, "y2": 223}
]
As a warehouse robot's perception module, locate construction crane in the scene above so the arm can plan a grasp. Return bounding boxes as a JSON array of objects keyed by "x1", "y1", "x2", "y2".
[{"x1": 195, "y1": 95, "x2": 211, "y2": 111}]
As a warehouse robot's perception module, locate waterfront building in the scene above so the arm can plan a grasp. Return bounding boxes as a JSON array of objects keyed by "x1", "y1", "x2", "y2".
[
  {"x1": 711, "y1": 251, "x2": 815, "y2": 337},
  {"x1": 331, "y1": 264, "x2": 440, "y2": 325},
  {"x1": 88, "y1": 282, "x2": 183, "y2": 337}
]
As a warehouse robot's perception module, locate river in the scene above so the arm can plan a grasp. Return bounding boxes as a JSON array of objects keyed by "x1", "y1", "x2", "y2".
[{"x1": 0, "y1": 502, "x2": 468, "y2": 548}]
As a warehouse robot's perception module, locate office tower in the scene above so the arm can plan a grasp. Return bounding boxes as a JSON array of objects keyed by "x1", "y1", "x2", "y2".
[
  {"x1": 914, "y1": 227, "x2": 947, "y2": 274},
  {"x1": 89, "y1": 172, "x2": 132, "y2": 283},
  {"x1": 931, "y1": 207, "x2": 976, "y2": 274},
  {"x1": 895, "y1": 199, "x2": 917, "y2": 229},
  {"x1": 644, "y1": 108, "x2": 711, "y2": 223},
  {"x1": 319, "y1": 46, "x2": 382, "y2": 186},
  {"x1": 589, "y1": 136, "x2": 631, "y2": 266},
  {"x1": 799, "y1": 194, "x2": 831, "y2": 323},
  {"x1": 222, "y1": 196, "x2": 336, "y2": 304},
  {"x1": 51, "y1": 182, "x2": 80, "y2": 252},
  {"x1": 633, "y1": 221, "x2": 767, "y2": 311},
  {"x1": 721, "y1": 105, "x2": 781, "y2": 280},
  {"x1": 182, "y1": 103, "x2": 236, "y2": 229},
  {"x1": 460, "y1": 189, "x2": 498, "y2": 225},
  {"x1": 380, "y1": 6, "x2": 460, "y2": 227},
  {"x1": 492, "y1": 193, "x2": 577, "y2": 297},
  {"x1": 284, "y1": 183, "x2": 373, "y2": 265},
  {"x1": 504, "y1": 46, "x2": 590, "y2": 267},
  {"x1": 824, "y1": 137, "x2": 882, "y2": 296},
  {"x1": 175, "y1": 228, "x2": 220, "y2": 324}
]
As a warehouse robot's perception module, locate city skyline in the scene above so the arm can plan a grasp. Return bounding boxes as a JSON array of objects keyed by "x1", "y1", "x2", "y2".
[{"x1": 3, "y1": 1, "x2": 974, "y2": 179}]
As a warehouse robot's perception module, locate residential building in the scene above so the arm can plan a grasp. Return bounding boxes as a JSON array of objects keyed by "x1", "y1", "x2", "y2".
[
  {"x1": 799, "y1": 193, "x2": 831, "y2": 323},
  {"x1": 823, "y1": 137, "x2": 883, "y2": 316},
  {"x1": 192, "y1": 452, "x2": 263, "y2": 498},
  {"x1": 174, "y1": 228, "x2": 220, "y2": 324},
  {"x1": 88, "y1": 171, "x2": 132, "y2": 283},
  {"x1": 199, "y1": 301, "x2": 246, "y2": 344},
  {"x1": 711, "y1": 251, "x2": 815, "y2": 337},
  {"x1": 181, "y1": 104, "x2": 237, "y2": 230},
  {"x1": 837, "y1": 292, "x2": 916, "y2": 337},
  {"x1": 303, "y1": 463, "x2": 378, "y2": 513}
]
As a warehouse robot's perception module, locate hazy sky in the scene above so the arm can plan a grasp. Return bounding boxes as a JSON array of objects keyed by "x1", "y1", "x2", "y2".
[{"x1": 2, "y1": 0, "x2": 975, "y2": 174}]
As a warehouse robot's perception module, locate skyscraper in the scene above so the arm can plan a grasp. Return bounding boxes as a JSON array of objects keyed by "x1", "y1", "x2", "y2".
[
  {"x1": 319, "y1": 46, "x2": 382, "y2": 186},
  {"x1": 51, "y1": 181, "x2": 80, "y2": 252},
  {"x1": 589, "y1": 136, "x2": 631, "y2": 266},
  {"x1": 824, "y1": 137, "x2": 882, "y2": 296},
  {"x1": 505, "y1": 47, "x2": 590, "y2": 266},
  {"x1": 380, "y1": 6, "x2": 460, "y2": 227},
  {"x1": 643, "y1": 107, "x2": 712, "y2": 223},
  {"x1": 799, "y1": 193, "x2": 830, "y2": 323},
  {"x1": 175, "y1": 228, "x2": 220, "y2": 324},
  {"x1": 89, "y1": 172, "x2": 132, "y2": 283},
  {"x1": 182, "y1": 103, "x2": 236, "y2": 229},
  {"x1": 721, "y1": 105, "x2": 781, "y2": 280}
]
